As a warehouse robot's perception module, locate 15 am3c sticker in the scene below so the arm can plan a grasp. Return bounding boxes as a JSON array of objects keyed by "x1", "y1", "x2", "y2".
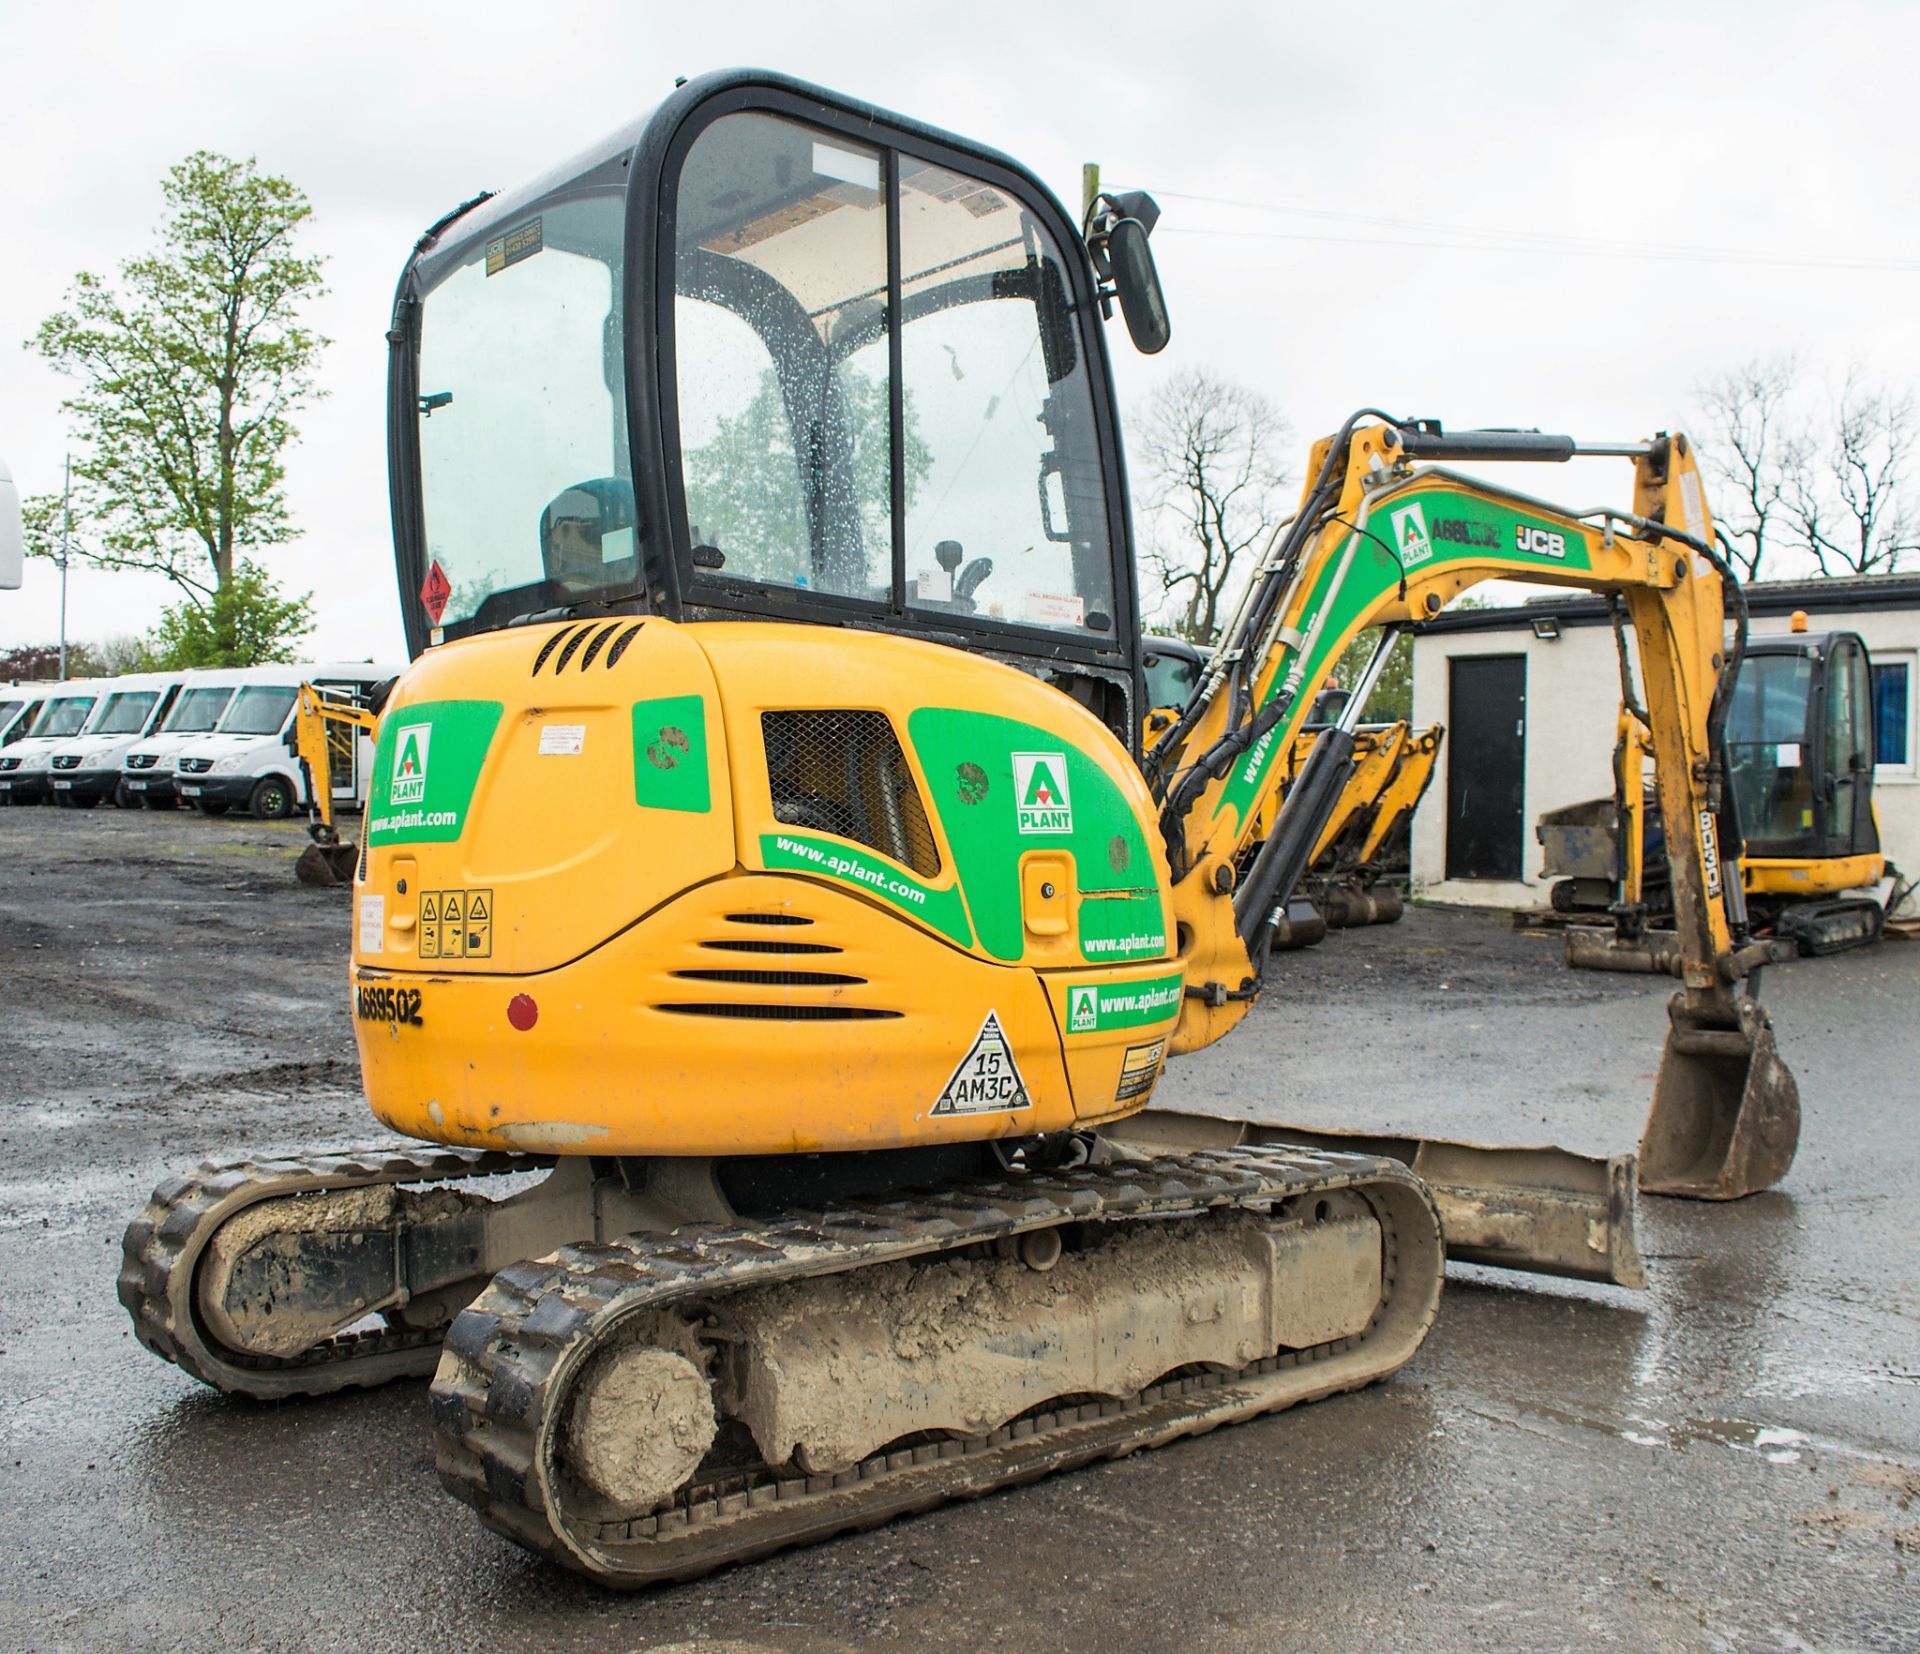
[{"x1": 931, "y1": 1011, "x2": 1031, "y2": 1115}]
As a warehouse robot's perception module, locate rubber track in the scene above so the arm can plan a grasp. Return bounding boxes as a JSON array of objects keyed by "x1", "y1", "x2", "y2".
[
  {"x1": 119, "y1": 1144, "x2": 549, "y2": 1400},
  {"x1": 431, "y1": 1145, "x2": 1442, "y2": 1587}
]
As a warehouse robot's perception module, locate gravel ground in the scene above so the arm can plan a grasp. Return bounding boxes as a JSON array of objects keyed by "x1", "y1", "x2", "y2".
[{"x1": 0, "y1": 806, "x2": 1914, "y2": 1651}]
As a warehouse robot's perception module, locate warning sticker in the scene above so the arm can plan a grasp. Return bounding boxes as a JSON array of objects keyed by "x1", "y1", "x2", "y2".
[
  {"x1": 419, "y1": 560, "x2": 452, "y2": 624},
  {"x1": 358, "y1": 895, "x2": 384, "y2": 956},
  {"x1": 418, "y1": 887, "x2": 493, "y2": 960},
  {"x1": 930, "y1": 1010, "x2": 1032, "y2": 1115},
  {"x1": 1114, "y1": 1038, "x2": 1167, "y2": 1104},
  {"x1": 538, "y1": 724, "x2": 586, "y2": 756},
  {"x1": 485, "y1": 217, "x2": 544, "y2": 276}
]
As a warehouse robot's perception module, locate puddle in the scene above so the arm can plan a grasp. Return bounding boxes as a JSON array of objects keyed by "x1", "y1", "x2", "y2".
[{"x1": 1485, "y1": 1399, "x2": 1819, "y2": 1465}]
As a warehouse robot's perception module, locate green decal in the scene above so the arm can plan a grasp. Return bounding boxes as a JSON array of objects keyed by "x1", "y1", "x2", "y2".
[
  {"x1": 366, "y1": 700, "x2": 504, "y2": 846},
  {"x1": 1214, "y1": 483, "x2": 1598, "y2": 830},
  {"x1": 632, "y1": 695, "x2": 711, "y2": 812},
  {"x1": 1065, "y1": 971, "x2": 1184, "y2": 1035},
  {"x1": 908, "y1": 708, "x2": 1169, "y2": 965},
  {"x1": 1076, "y1": 893, "x2": 1170, "y2": 962},
  {"x1": 760, "y1": 831, "x2": 973, "y2": 949}
]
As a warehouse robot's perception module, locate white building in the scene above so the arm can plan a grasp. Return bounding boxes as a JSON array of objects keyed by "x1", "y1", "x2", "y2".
[{"x1": 1409, "y1": 573, "x2": 1918, "y2": 910}]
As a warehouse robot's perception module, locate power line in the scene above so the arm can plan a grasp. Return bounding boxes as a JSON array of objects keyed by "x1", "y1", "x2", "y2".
[{"x1": 1150, "y1": 189, "x2": 1920, "y2": 274}]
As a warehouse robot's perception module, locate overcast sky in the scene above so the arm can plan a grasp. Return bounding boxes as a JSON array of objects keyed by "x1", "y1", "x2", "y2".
[{"x1": 3, "y1": 0, "x2": 1916, "y2": 663}]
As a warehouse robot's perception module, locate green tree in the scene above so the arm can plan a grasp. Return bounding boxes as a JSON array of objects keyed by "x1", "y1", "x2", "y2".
[
  {"x1": 1330, "y1": 628, "x2": 1413, "y2": 723},
  {"x1": 24, "y1": 151, "x2": 328, "y2": 603},
  {"x1": 145, "y1": 561, "x2": 313, "y2": 667}
]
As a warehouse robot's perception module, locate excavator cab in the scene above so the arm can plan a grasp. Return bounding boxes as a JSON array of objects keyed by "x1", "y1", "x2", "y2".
[
  {"x1": 390, "y1": 71, "x2": 1149, "y2": 745},
  {"x1": 1724, "y1": 628, "x2": 1887, "y2": 953},
  {"x1": 1728, "y1": 631, "x2": 1880, "y2": 866}
]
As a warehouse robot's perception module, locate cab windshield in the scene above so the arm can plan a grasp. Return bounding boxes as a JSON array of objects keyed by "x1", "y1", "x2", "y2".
[
  {"x1": 671, "y1": 110, "x2": 1115, "y2": 636},
  {"x1": 164, "y1": 687, "x2": 234, "y2": 735},
  {"x1": 95, "y1": 690, "x2": 159, "y2": 736},
  {"x1": 33, "y1": 696, "x2": 96, "y2": 739},
  {"x1": 221, "y1": 686, "x2": 299, "y2": 737},
  {"x1": 1727, "y1": 654, "x2": 1815, "y2": 847},
  {"x1": 415, "y1": 193, "x2": 634, "y2": 630}
]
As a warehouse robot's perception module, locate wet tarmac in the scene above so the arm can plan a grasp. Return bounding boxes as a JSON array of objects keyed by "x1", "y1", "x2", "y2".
[{"x1": 1, "y1": 808, "x2": 1914, "y2": 1650}]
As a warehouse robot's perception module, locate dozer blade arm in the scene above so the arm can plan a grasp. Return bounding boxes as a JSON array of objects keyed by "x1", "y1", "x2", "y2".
[{"x1": 1151, "y1": 416, "x2": 1799, "y2": 1199}]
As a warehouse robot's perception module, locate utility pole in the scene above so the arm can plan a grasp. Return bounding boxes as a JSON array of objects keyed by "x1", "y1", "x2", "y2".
[{"x1": 59, "y1": 454, "x2": 71, "y2": 679}]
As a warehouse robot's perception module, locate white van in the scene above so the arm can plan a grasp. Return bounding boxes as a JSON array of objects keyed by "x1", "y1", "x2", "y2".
[
  {"x1": 45, "y1": 672, "x2": 186, "y2": 807},
  {"x1": 171, "y1": 662, "x2": 399, "y2": 820},
  {"x1": 121, "y1": 670, "x2": 250, "y2": 807},
  {"x1": 0, "y1": 683, "x2": 52, "y2": 747},
  {"x1": 0, "y1": 678, "x2": 114, "y2": 804}
]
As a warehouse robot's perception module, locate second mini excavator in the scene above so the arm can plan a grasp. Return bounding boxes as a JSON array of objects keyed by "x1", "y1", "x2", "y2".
[
  {"x1": 122, "y1": 71, "x2": 1798, "y2": 1586},
  {"x1": 1543, "y1": 620, "x2": 1899, "y2": 968}
]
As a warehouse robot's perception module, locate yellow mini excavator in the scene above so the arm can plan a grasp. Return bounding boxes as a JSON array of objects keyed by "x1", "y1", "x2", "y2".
[
  {"x1": 1544, "y1": 621, "x2": 1898, "y2": 968},
  {"x1": 121, "y1": 71, "x2": 1799, "y2": 1586}
]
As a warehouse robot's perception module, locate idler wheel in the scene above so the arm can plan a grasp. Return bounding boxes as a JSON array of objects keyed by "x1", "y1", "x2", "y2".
[{"x1": 566, "y1": 1346, "x2": 716, "y2": 1511}]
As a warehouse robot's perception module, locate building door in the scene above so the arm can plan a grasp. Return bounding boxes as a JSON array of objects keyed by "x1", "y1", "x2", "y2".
[{"x1": 1446, "y1": 654, "x2": 1527, "y2": 879}]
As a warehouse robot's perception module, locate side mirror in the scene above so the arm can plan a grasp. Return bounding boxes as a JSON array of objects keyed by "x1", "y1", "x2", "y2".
[{"x1": 1108, "y1": 218, "x2": 1170, "y2": 355}]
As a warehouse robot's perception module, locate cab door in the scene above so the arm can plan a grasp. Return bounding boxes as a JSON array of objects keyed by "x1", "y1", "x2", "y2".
[{"x1": 1821, "y1": 636, "x2": 1879, "y2": 857}]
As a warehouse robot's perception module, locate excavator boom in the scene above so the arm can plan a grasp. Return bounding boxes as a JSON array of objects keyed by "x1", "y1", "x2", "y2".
[{"x1": 1149, "y1": 418, "x2": 1798, "y2": 1198}]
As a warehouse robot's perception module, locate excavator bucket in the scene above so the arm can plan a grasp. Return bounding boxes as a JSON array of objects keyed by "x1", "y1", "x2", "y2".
[
  {"x1": 1639, "y1": 993, "x2": 1800, "y2": 1199},
  {"x1": 294, "y1": 840, "x2": 360, "y2": 887}
]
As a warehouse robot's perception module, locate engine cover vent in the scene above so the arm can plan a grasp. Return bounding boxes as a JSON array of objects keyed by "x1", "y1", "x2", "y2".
[{"x1": 657, "y1": 1003, "x2": 901, "y2": 1022}]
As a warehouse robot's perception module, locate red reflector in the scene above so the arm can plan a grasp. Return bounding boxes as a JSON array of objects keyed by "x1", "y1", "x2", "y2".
[{"x1": 507, "y1": 993, "x2": 538, "y2": 1031}]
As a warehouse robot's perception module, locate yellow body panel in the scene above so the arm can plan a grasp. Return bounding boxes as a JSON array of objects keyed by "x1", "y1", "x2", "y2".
[
  {"x1": 1743, "y1": 852, "x2": 1884, "y2": 899},
  {"x1": 351, "y1": 618, "x2": 1183, "y2": 1156}
]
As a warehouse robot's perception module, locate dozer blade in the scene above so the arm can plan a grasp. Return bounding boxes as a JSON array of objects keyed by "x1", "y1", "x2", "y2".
[
  {"x1": 295, "y1": 840, "x2": 360, "y2": 886},
  {"x1": 1639, "y1": 993, "x2": 1800, "y2": 1199},
  {"x1": 1114, "y1": 1109, "x2": 1645, "y2": 1288}
]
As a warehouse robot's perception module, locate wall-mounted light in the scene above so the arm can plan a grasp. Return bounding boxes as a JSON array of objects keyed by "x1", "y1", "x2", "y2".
[{"x1": 1531, "y1": 617, "x2": 1562, "y2": 641}]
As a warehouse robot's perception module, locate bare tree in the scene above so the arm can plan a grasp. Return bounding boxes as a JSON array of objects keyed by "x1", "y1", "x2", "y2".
[
  {"x1": 1694, "y1": 356, "x2": 1797, "y2": 580},
  {"x1": 1781, "y1": 370, "x2": 1919, "y2": 575},
  {"x1": 1134, "y1": 369, "x2": 1294, "y2": 644}
]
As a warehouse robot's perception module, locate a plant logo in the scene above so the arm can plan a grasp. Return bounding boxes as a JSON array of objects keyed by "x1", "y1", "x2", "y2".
[
  {"x1": 1069, "y1": 985, "x2": 1099, "y2": 1033},
  {"x1": 1391, "y1": 503, "x2": 1433, "y2": 567},
  {"x1": 390, "y1": 724, "x2": 432, "y2": 806},
  {"x1": 1013, "y1": 751, "x2": 1073, "y2": 833}
]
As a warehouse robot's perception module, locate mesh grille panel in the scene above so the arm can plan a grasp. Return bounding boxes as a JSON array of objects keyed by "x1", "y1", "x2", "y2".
[{"x1": 761, "y1": 711, "x2": 940, "y2": 876}]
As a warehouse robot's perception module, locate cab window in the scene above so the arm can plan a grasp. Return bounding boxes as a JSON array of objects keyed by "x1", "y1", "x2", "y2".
[{"x1": 669, "y1": 110, "x2": 1114, "y2": 637}]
